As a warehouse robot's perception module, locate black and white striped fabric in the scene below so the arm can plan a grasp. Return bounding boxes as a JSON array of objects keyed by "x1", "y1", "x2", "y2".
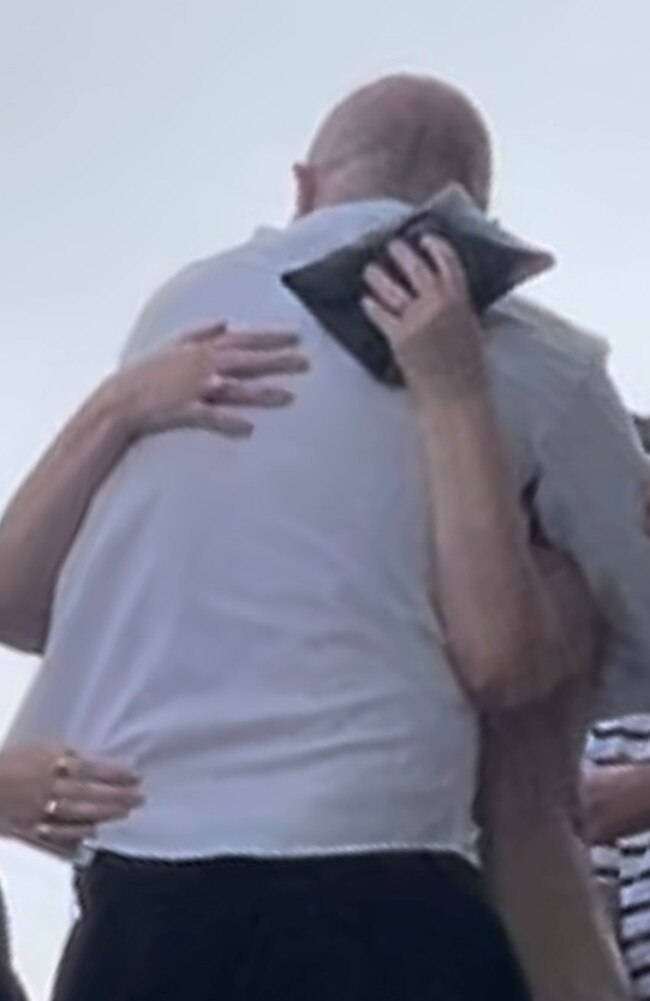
[{"x1": 587, "y1": 716, "x2": 650, "y2": 1000}]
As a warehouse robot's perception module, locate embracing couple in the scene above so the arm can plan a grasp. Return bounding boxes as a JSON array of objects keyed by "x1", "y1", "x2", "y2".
[{"x1": 0, "y1": 73, "x2": 649, "y2": 1001}]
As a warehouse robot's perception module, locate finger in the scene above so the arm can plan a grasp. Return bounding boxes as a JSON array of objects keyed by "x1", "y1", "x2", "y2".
[
  {"x1": 35, "y1": 822, "x2": 98, "y2": 847},
  {"x1": 203, "y1": 380, "x2": 294, "y2": 408},
  {"x1": 386, "y1": 240, "x2": 436, "y2": 296},
  {"x1": 72, "y1": 758, "x2": 142, "y2": 787},
  {"x1": 48, "y1": 798, "x2": 140, "y2": 825},
  {"x1": 363, "y1": 264, "x2": 413, "y2": 315},
  {"x1": 215, "y1": 349, "x2": 309, "y2": 380},
  {"x1": 53, "y1": 778, "x2": 144, "y2": 808},
  {"x1": 181, "y1": 322, "x2": 227, "y2": 345},
  {"x1": 184, "y1": 403, "x2": 255, "y2": 438},
  {"x1": 361, "y1": 296, "x2": 399, "y2": 339},
  {"x1": 50, "y1": 749, "x2": 79, "y2": 780},
  {"x1": 216, "y1": 331, "x2": 300, "y2": 352},
  {"x1": 419, "y1": 235, "x2": 466, "y2": 291}
]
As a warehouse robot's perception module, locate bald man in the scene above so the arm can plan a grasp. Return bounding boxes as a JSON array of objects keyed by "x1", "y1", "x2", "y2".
[{"x1": 5, "y1": 74, "x2": 650, "y2": 1001}]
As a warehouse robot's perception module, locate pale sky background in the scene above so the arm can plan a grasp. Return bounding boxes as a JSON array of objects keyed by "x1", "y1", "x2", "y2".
[{"x1": 1, "y1": 0, "x2": 649, "y2": 996}]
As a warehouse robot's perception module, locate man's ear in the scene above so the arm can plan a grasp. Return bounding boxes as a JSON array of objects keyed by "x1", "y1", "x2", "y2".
[{"x1": 293, "y1": 162, "x2": 317, "y2": 217}]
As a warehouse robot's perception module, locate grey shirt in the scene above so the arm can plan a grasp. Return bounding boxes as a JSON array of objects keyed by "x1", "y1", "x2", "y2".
[{"x1": 6, "y1": 198, "x2": 650, "y2": 861}]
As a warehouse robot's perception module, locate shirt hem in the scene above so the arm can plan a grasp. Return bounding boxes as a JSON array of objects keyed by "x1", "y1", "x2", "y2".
[{"x1": 75, "y1": 838, "x2": 478, "y2": 869}]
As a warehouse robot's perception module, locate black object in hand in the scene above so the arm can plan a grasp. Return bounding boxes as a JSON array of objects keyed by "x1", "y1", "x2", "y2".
[{"x1": 282, "y1": 184, "x2": 555, "y2": 385}]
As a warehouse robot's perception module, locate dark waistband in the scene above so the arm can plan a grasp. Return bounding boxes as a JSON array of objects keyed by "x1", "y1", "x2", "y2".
[{"x1": 79, "y1": 848, "x2": 483, "y2": 899}]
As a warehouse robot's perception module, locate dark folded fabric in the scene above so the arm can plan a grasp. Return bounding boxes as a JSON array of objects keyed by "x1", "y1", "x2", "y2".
[{"x1": 282, "y1": 184, "x2": 554, "y2": 385}]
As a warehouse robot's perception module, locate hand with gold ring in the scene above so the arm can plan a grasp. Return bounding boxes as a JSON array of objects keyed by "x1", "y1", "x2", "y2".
[
  {"x1": 361, "y1": 236, "x2": 484, "y2": 398},
  {"x1": 0, "y1": 743, "x2": 143, "y2": 856}
]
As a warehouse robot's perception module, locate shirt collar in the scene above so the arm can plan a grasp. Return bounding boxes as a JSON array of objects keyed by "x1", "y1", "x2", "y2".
[{"x1": 254, "y1": 198, "x2": 411, "y2": 245}]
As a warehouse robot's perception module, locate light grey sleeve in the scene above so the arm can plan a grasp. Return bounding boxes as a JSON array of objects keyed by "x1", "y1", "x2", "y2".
[{"x1": 535, "y1": 360, "x2": 650, "y2": 720}]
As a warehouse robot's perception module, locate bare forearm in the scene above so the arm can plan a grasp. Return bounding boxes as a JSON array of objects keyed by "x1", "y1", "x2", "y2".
[
  {"x1": 0, "y1": 378, "x2": 132, "y2": 653},
  {"x1": 482, "y1": 798, "x2": 629, "y2": 1000},
  {"x1": 415, "y1": 381, "x2": 566, "y2": 707},
  {"x1": 583, "y1": 763, "x2": 650, "y2": 844},
  {"x1": 361, "y1": 239, "x2": 578, "y2": 707},
  {"x1": 0, "y1": 324, "x2": 307, "y2": 655}
]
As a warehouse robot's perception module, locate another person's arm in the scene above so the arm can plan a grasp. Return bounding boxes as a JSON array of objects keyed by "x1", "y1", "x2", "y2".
[
  {"x1": 580, "y1": 467, "x2": 650, "y2": 846},
  {"x1": 582, "y1": 762, "x2": 650, "y2": 844},
  {"x1": 362, "y1": 237, "x2": 573, "y2": 709},
  {"x1": 0, "y1": 325, "x2": 306, "y2": 654},
  {"x1": 363, "y1": 242, "x2": 629, "y2": 996}
]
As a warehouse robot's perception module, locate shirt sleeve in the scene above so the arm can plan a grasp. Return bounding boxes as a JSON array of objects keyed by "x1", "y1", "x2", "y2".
[{"x1": 535, "y1": 360, "x2": 650, "y2": 720}]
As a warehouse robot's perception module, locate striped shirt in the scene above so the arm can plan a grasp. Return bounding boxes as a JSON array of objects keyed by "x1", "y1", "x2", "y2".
[{"x1": 587, "y1": 717, "x2": 650, "y2": 1000}]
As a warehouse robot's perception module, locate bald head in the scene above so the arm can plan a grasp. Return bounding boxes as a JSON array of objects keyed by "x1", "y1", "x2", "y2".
[{"x1": 298, "y1": 75, "x2": 492, "y2": 214}]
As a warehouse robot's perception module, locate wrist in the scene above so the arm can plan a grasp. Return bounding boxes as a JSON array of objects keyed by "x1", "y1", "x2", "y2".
[
  {"x1": 408, "y1": 365, "x2": 491, "y2": 421},
  {"x1": 396, "y1": 308, "x2": 487, "y2": 400},
  {"x1": 89, "y1": 371, "x2": 142, "y2": 443}
]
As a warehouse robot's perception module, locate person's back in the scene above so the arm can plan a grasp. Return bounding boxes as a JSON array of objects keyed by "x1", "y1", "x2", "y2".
[
  {"x1": 8, "y1": 191, "x2": 611, "y2": 864},
  {"x1": 8, "y1": 198, "x2": 481, "y2": 861}
]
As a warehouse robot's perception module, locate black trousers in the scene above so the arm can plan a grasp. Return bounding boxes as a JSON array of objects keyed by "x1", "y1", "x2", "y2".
[
  {"x1": 52, "y1": 851, "x2": 530, "y2": 1001},
  {"x1": 0, "y1": 964, "x2": 26, "y2": 1001}
]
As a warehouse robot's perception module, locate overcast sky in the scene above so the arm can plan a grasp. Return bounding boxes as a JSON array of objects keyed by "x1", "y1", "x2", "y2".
[{"x1": 1, "y1": 1, "x2": 649, "y2": 995}]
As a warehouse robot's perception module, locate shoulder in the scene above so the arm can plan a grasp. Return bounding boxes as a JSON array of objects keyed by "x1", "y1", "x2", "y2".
[
  {"x1": 120, "y1": 240, "x2": 270, "y2": 365},
  {"x1": 487, "y1": 295, "x2": 609, "y2": 370},
  {"x1": 484, "y1": 295, "x2": 611, "y2": 438}
]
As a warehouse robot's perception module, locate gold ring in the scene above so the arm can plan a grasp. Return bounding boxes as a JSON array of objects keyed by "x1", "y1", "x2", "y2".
[{"x1": 43, "y1": 798, "x2": 59, "y2": 820}]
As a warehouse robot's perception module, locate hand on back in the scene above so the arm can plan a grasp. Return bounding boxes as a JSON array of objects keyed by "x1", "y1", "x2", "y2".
[
  {"x1": 106, "y1": 324, "x2": 309, "y2": 440},
  {"x1": 0, "y1": 744, "x2": 143, "y2": 857}
]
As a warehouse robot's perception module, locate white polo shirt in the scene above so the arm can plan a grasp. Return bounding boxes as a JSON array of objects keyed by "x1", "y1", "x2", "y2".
[{"x1": 7, "y1": 199, "x2": 650, "y2": 862}]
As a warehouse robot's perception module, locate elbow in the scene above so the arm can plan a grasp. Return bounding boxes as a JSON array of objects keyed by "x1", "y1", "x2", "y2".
[
  {"x1": 452, "y1": 648, "x2": 523, "y2": 712},
  {"x1": 0, "y1": 596, "x2": 47, "y2": 654},
  {"x1": 449, "y1": 629, "x2": 558, "y2": 712}
]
